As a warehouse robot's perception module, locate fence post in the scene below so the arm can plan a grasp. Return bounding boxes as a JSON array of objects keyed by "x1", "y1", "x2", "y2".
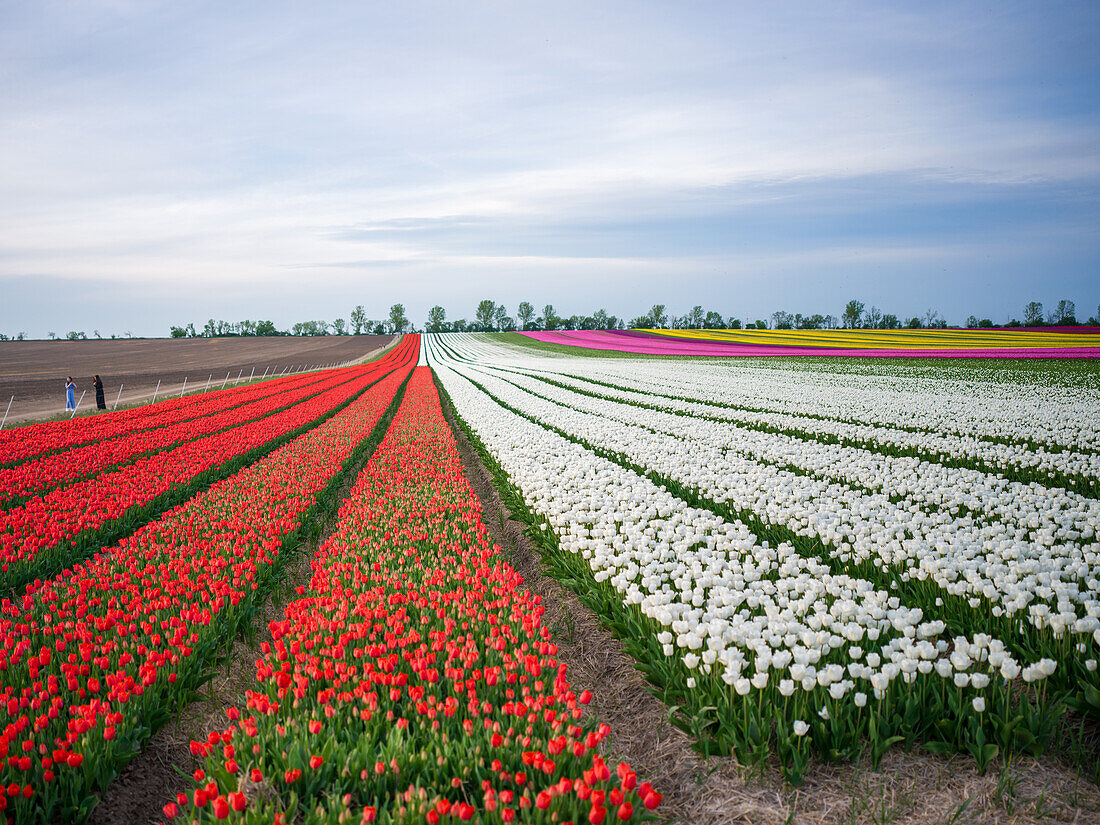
[
  {"x1": 221, "y1": 371, "x2": 230, "y2": 390},
  {"x1": 261, "y1": 367, "x2": 270, "y2": 380},
  {"x1": 113, "y1": 385, "x2": 123, "y2": 410},
  {"x1": 236, "y1": 369, "x2": 243, "y2": 385},
  {"x1": 70, "y1": 390, "x2": 87, "y2": 419},
  {"x1": 151, "y1": 380, "x2": 161, "y2": 404},
  {"x1": 204, "y1": 374, "x2": 212, "y2": 393},
  {"x1": 180, "y1": 377, "x2": 187, "y2": 398},
  {"x1": 0, "y1": 396, "x2": 12, "y2": 430},
  {"x1": 248, "y1": 367, "x2": 255, "y2": 383}
]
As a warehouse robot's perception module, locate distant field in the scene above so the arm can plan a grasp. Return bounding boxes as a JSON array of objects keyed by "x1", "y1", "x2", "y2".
[{"x1": 0, "y1": 335, "x2": 394, "y2": 422}]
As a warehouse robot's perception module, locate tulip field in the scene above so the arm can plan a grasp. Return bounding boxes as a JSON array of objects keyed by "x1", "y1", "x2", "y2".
[
  {"x1": 427, "y1": 333, "x2": 1100, "y2": 786},
  {"x1": 1, "y1": 326, "x2": 1098, "y2": 823}
]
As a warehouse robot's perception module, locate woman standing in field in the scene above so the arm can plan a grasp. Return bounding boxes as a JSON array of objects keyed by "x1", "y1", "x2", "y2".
[
  {"x1": 93, "y1": 375, "x2": 105, "y2": 410},
  {"x1": 65, "y1": 376, "x2": 76, "y2": 412}
]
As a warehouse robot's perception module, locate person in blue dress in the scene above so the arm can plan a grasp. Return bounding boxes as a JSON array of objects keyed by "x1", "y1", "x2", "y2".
[{"x1": 65, "y1": 376, "x2": 76, "y2": 412}]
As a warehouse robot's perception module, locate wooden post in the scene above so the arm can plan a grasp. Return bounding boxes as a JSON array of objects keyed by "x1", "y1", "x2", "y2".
[
  {"x1": 180, "y1": 377, "x2": 187, "y2": 398},
  {"x1": 204, "y1": 374, "x2": 212, "y2": 393},
  {"x1": 248, "y1": 367, "x2": 255, "y2": 383},
  {"x1": 221, "y1": 371, "x2": 230, "y2": 390},
  {"x1": 113, "y1": 385, "x2": 123, "y2": 410},
  {"x1": 151, "y1": 380, "x2": 161, "y2": 404},
  {"x1": 0, "y1": 396, "x2": 12, "y2": 430}
]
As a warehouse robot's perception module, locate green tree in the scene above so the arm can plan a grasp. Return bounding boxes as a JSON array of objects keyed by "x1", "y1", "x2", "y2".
[
  {"x1": 541, "y1": 304, "x2": 559, "y2": 331},
  {"x1": 475, "y1": 300, "x2": 497, "y2": 331},
  {"x1": 517, "y1": 301, "x2": 535, "y2": 330},
  {"x1": 771, "y1": 311, "x2": 794, "y2": 330},
  {"x1": 1023, "y1": 301, "x2": 1044, "y2": 326},
  {"x1": 1052, "y1": 299, "x2": 1076, "y2": 325},
  {"x1": 350, "y1": 305, "x2": 367, "y2": 335},
  {"x1": 255, "y1": 320, "x2": 278, "y2": 336},
  {"x1": 842, "y1": 300, "x2": 864, "y2": 329},
  {"x1": 203, "y1": 318, "x2": 217, "y2": 337},
  {"x1": 427, "y1": 305, "x2": 447, "y2": 332},
  {"x1": 703, "y1": 311, "x2": 724, "y2": 329},
  {"x1": 493, "y1": 303, "x2": 507, "y2": 331},
  {"x1": 649, "y1": 304, "x2": 667, "y2": 329},
  {"x1": 332, "y1": 317, "x2": 348, "y2": 335},
  {"x1": 388, "y1": 304, "x2": 408, "y2": 334}
]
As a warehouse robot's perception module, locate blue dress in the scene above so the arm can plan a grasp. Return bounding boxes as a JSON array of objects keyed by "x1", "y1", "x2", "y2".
[{"x1": 66, "y1": 382, "x2": 76, "y2": 410}]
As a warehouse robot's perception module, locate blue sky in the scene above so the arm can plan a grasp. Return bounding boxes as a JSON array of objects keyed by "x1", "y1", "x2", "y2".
[{"x1": 1, "y1": 1, "x2": 1098, "y2": 336}]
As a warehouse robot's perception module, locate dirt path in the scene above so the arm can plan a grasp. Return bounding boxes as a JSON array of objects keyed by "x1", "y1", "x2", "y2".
[{"x1": 436, "y1": 384, "x2": 1100, "y2": 825}]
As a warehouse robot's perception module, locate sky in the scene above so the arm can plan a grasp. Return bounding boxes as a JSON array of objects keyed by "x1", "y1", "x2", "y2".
[{"x1": 1, "y1": 0, "x2": 1098, "y2": 337}]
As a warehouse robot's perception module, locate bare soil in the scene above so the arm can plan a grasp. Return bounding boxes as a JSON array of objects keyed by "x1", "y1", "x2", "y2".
[
  {"x1": 437, "y1": 388, "x2": 1100, "y2": 825},
  {"x1": 0, "y1": 335, "x2": 393, "y2": 424}
]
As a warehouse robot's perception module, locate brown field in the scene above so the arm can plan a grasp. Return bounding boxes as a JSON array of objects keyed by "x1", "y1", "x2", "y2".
[{"x1": 0, "y1": 335, "x2": 394, "y2": 424}]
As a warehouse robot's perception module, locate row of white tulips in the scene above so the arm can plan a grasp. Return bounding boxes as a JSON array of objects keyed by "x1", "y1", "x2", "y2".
[
  {"x1": 426, "y1": 335, "x2": 1072, "y2": 779},
  {"x1": 441, "y1": 352, "x2": 1100, "y2": 650}
]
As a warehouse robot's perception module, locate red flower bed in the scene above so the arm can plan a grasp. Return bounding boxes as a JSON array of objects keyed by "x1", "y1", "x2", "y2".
[
  {"x1": 0, "y1": 344, "x2": 417, "y2": 824},
  {"x1": 0, "y1": 369, "x2": 366, "y2": 506},
  {"x1": 0, "y1": 365, "x2": 346, "y2": 468},
  {"x1": 0, "y1": 338, "x2": 418, "y2": 591},
  {"x1": 166, "y1": 367, "x2": 659, "y2": 824}
]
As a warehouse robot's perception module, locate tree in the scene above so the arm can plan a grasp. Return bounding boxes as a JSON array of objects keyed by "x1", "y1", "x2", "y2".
[
  {"x1": 48, "y1": 332, "x2": 57, "y2": 340},
  {"x1": 388, "y1": 304, "x2": 408, "y2": 334},
  {"x1": 255, "y1": 320, "x2": 278, "y2": 336},
  {"x1": 498, "y1": 315, "x2": 516, "y2": 331},
  {"x1": 966, "y1": 315, "x2": 978, "y2": 329},
  {"x1": 541, "y1": 304, "x2": 559, "y2": 331},
  {"x1": 169, "y1": 326, "x2": 188, "y2": 338},
  {"x1": 923, "y1": 308, "x2": 944, "y2": 328},
  {"x1": 517, "y1": 302, "x2": 535, "y2": 330},
  {"x1": 906, "y1": 317, "x2": 922, "y2": 329},
  {"x1": 865, "y1": 306, "x2": 882, "y2": 329},
  {"x1": 753, "y1": 319, "x2": 768, "y2": 329},
  {"x1": 771, "y1": 310, "x2": 794, "y2": 330},
  {"x1": 493, "y1": 303, "x2": 507, "y2": 331},
  {"x1": 1053, "y1": 299, "x2": 1076, "y2": 325},
  {"x1": 842, "y1": 300, "x2": 864, "y2": 329},
  {"x1": 592, "y1": 309, "x2": 609, "y2": 330},
  {"x1": 727, "y1": 317, "x2": 743, "y2": 329},
  {"x1": 704, "y1": 311, "x2": 724, "y2": 329},
  {"x1": 881, "y1": 314, "x2": 901, "y2": 329},
  {"x1": 350, "y1": 305, "x2": 367, "y2": 335},
  {"x1": 427, "y1": 305, "x2": 447, "y2": 332},
  {"x1": 1023, "y1": 301, "x2": 1044, "y2": 326},
  {"x1": 66, "y1": 330, "x2": 86, "y2": 341},
  {"x1": 475, "y1": 300, "x2": 497, "y2": 331},
  {"x1": 978, "y1": 318, "x2": 993, "y2": 328},
  {"x1": 689, "y1": 305, "x2": 705, "y2": 329},
  {"x1": 628, "y1": 314, "x2": 651, "y2": 329},
  {"x1": 332, "y1": 318, "x2": 348, "y2": 336},
  {"x1": 649, "y1": 304, "x2": 668, "y2": 329}
]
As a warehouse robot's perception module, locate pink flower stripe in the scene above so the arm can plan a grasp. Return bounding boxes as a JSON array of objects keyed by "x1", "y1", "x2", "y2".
[
  {"x1": 165, "y1": 367, "x2": 658, "y2": 824},
  {"x1": 521, "y1": 329, "x2": 1100, "y2": 359}
]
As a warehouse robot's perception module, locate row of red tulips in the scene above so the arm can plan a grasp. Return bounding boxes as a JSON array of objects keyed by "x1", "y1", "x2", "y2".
[
  {"x1": 0, "y1": 368, "x2": 359, "y2": 507},
  {"x1": 0, "y1": 344, "x2": 417, "y2": 824},
  {"x1": 0, "y1": 338, "x2": 419, "y2": 592},
  {"x1": 165, "y1": 367, "x2": 659, "y2": 824},
  {"x1": 0, "y1": 364, "x2": 342, "y2": 468}
]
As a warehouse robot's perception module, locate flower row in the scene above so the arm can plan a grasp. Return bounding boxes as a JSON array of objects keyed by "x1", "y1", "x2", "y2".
[
  {"x1": 0, "y1": 365, "x2": 335, "y2": 468},
  {"x1": 0, "y1": 343, "x2": 417, "y2": 824},
  {"x1": 0, "y1": 338, "x2": 419, "y2": 591},
  {"x1": 165, "y1": 366, "x2": 656, "y2": 824},
  {"x1": 428, "y1": 336, "x2": 1069, "y2": 780},
  {"x1": 0, "y1": 369, "x2": 353, "y2": 507}
]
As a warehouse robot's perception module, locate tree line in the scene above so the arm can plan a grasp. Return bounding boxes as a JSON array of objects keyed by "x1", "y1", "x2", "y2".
[{"x1": 6, "y1": 297, "x2": 1094, "y2": 343}]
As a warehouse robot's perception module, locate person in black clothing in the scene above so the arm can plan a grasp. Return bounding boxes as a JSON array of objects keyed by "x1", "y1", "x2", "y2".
[{"x1": 93, "y1": 375, "x2": 106, "y2": 410}]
